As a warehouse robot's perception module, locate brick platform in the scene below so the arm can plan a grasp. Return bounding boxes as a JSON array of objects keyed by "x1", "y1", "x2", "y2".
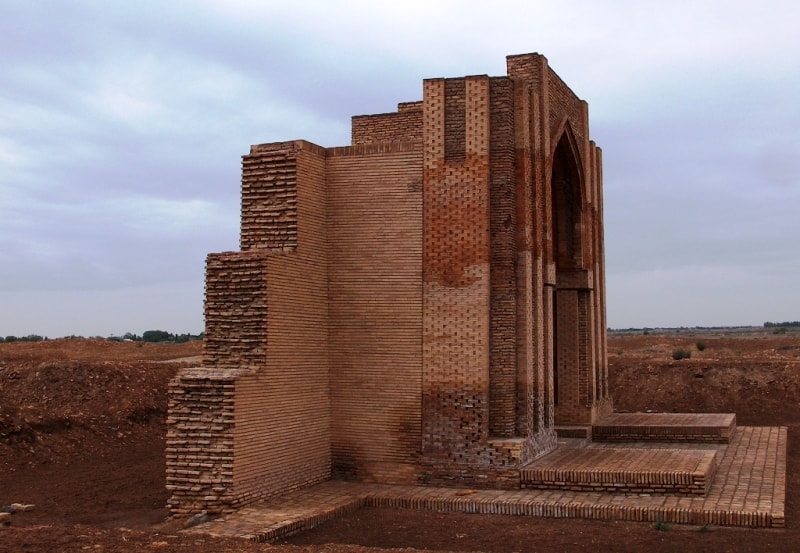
[
  {"x1": 593, "y1": 413, "x2": 736, "y2": 443},
  {"x1": 520, "y1": 447, "x2": 717, "y2": 495},
  {"x1": 185, "y1": 426, "x2": 785, "y2": 541}
]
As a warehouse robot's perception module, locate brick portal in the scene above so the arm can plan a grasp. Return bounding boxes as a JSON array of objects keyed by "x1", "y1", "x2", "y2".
[{"x1": 167, "y1": 53, "x2": 612, "y2": 515}]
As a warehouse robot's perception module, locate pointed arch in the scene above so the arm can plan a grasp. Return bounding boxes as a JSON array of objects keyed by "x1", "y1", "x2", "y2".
[{"x1": 549, "y1": 120, "x2": 585, "y2": 271}]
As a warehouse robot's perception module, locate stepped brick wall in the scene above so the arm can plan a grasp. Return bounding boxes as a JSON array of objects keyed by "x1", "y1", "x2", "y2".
[
  {"x1": 231, "y1": 142, "x2": 331, "y2": 506},
  {"x1": 168, "y1": 142, "x2": 330, "y2": 513}
]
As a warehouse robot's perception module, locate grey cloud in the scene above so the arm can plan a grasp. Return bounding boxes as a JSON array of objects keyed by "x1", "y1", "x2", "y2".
[{"x1": 2, "y1": 0, "x2": 799, "y2": 335}]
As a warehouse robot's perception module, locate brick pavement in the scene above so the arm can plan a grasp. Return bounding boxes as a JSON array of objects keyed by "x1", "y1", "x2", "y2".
[{"x1": 186, "y1": 426, "x2": 785, "y2": 542}]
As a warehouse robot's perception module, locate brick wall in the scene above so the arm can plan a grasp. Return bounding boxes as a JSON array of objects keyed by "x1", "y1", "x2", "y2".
[
  {"x1": 240, "y1": 142, "x2": 299, "y2": 252},
  {"x1": 507, "y1": 53, "x2": 611, "y2": 428},
  {"x1": 231, "y1": 143, "x2": 331, "y2": 505},
  {"x1": 167, "y1": 250, "x2": 268, "y2": 515},
  {"x1": 517, "y1": 76, "x2": 558, "y2": 456},
  {"x1": 326, "y1": 143, "x2": 423, "y2": 483},
  {"x1": 166, "y1": 367, "x2": 243, "y2": 515},
  {"x1": 546, "y1": 68, "x2": 586, "y2": 149},
  {"x1": 488, "y1": 77, "x2": 518, "y2": 438},
  {"x1": 352, "y1": 104, "x2": 423, "y2": 145},
  {"x1": 420, "y1": 76, "x2": 518, "y2": 486}
]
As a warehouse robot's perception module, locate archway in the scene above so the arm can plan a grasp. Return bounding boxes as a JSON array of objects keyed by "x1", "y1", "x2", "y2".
[{"x1": 549, "y1": 126, "x2": 586, "y2": 425}]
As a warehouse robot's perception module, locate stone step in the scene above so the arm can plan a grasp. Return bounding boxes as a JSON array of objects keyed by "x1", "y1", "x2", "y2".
[
  {"x1": 592, "y1": 413, "x2": 736, "y2": 444},
  {"x1": 555, "y1": 425, "x2": 592, "y2": 440},
  {"x1": 520, "y1": 446, "x2": 717, "y2": 495}
]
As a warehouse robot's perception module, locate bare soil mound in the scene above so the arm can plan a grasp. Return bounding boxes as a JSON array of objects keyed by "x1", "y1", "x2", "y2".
[
  {"x1": 1, "y1": 331, "x2": 799, "y2": 552},
  {"x1": 608, "y1": 328, "x2": 800, "y2": 425}
]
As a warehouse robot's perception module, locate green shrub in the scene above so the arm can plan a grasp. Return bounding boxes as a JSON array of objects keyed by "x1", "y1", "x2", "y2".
[
  {"x1": 653, "y1": 520, "x2": 671, "y2": 532},
  {"x1": 672, "y1": 348, "x2": 692, "y2": 360},
  {"x1": 695, "y1": 341, "x2": 706, "y2": 351}
]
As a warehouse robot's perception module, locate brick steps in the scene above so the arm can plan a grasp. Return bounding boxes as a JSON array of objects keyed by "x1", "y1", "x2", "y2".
[
  {"x1": 520, "y1": 447, "x2": 717, "y2": 495},
  {"x1": 592, "y1": 413, "x2": 736, "y2": 443}
]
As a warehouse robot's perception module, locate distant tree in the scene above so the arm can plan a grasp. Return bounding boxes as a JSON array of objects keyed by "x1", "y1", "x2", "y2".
[
  {"x1": 109, "y1": 330, "x2": 201, "y2": 343},
  {"x1": 142, "y1": 329, "x2": 173, "y2": 343},
  {"x1": 4, "y1": 336, "x2": 17, "y2": 343}
]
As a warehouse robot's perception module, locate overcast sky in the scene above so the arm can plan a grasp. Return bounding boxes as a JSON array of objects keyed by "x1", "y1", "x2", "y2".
[{"x1": 2, "y1": 0, "x2": 799, "y2": 337}]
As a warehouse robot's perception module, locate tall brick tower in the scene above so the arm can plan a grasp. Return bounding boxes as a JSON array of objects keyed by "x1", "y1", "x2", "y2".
[
  {"x1": 167, "y1": 53, "x2": 611, "y2": 515},
  {"x1": 418, "y1": 55, "x2": 610, "y2": 485}
]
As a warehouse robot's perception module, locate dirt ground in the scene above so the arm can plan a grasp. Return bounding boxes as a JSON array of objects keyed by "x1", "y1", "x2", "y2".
[{"x1": 1, "y1": 328, "x2": 799, "y2": 552}]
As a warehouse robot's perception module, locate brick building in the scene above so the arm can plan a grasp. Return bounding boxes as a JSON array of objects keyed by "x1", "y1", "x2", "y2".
[{"x1": 167, "y1": 53, "x2": 612, "y2": 515}]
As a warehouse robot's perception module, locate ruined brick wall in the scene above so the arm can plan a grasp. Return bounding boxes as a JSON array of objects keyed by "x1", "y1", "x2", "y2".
[
  {"x1": 351, "y1": 103, "x2": 423, "y2": 145},
  {"x1": 168, "y1": 53, "x2": 610, "y2": 512},
  {"x1": 202, "y1": 252, "x2": 268, "y2": 370},
  {"x1": 326, "y1": 143, "x2": 423, "y2": 484},
  {"x1": 231, "y1": 143, "x2": 330, "y2": 505},
  {"x1": 168, "y1": 141, "x2": 330, "y2": 514},
  {"x1": 167, "y1": 250, "x2": 267, "y2": 515},
  {"x1": 166, "y1": 367, "x2": 243, "y2": 515},
  {"x1": 240, "y1": 144, "x2": 299, "y2": 251}
]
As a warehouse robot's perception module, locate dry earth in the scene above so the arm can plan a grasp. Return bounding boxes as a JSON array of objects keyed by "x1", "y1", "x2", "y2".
[{"x1": 1, "y1": 328, "x2": 799, "y2": 552}]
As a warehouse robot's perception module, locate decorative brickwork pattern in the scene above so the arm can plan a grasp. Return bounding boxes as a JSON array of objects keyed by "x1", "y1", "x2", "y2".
[
  {"x1": 488, "y1": 78, "x2": 518, "y2": 439},
  {"x1": 420, "y1": 76, "x2": 520, "y2": 486}
]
